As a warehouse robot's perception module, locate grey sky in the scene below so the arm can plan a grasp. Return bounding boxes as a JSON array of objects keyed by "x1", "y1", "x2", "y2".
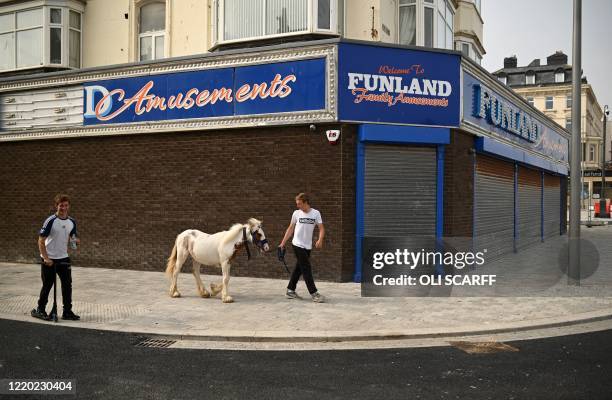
[{"x1": 482, "y1": 0, "x2": 612, "y2": 110}]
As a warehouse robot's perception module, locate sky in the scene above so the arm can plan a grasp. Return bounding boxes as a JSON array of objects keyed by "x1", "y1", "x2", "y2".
[{"x1": 482, "y1": 0, "x2": 612, "y2": 109}]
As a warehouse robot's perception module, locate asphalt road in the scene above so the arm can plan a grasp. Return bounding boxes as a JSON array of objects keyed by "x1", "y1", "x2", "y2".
[{"x1": 1, "y1": 319, "x2": 611, "y2": 400}]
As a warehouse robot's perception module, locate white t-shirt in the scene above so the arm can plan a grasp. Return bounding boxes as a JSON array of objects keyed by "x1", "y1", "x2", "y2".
[
  {"x1": 39, "y1": 214, "x2": 77, "y2": 259},
  {"x1": 291, "y1": 208, "x2": 323, "y2": 250}
]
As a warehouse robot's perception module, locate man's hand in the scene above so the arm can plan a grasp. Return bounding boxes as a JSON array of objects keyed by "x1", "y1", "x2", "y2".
[
  {"x1": 43, "y1": 258, "x2": 53, "y2": 266},
  {"x1": 315, "y1": 239, "x2": 323, "y2": 249}
]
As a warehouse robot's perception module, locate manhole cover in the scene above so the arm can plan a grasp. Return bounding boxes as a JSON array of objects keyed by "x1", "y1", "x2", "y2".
[
  {"x1": 134, "y1": 338, "x2": 176, "y2": 348},
  {"x1": 449, "y1": 341, "x2": 519, "y2": 354}
]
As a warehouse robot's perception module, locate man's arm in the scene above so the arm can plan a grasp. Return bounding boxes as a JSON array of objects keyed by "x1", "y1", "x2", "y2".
[
  {"x1": 279, "y1": 223, "x2": 295, "y2": 249},
  {"x1": 38, "y1": 236, "x2": 52, "y2": 266},
  {"x1": 315, "y1": 223, "x2": 325, "y2": 249}
]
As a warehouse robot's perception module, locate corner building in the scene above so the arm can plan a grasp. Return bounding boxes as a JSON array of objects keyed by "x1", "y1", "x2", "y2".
[
  {"x1": 1, "y1": 1, "x2": 567, "y2": 281},
  {"x1": 0, "y1": 38, "x2": 568, "y2": 281}
]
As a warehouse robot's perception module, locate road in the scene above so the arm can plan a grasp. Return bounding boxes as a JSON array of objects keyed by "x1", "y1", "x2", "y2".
[{"x1": 1, "y1": 318, "x2": 611, "y2": 399}]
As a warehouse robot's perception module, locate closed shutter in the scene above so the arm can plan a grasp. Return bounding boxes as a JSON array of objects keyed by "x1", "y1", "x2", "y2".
[
  {"x1": 474, "y1": 156, "x2": 515, "y2": 259},
  {"x1": 543, "y1": 174, "x2": 561, "y2": 238},
  {"x1": 363, "y1": 145, "x2": 436, "y2": 238},
  {"x1": 517, "y1": 166, "x2": 542, "y2": 250}
]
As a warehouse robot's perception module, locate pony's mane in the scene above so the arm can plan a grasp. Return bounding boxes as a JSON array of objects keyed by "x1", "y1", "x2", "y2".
[
  {"x1": 219, "y1": 219, "x2": 261, "y2": 247},
  {"x1": 220, "y1": 223, "x2": 246, "y2": 247}
]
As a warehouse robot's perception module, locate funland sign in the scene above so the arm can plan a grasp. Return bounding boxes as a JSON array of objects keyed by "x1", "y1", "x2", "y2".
[
  {"x1": 338, "y1": 43, "x2": 461, "y2": 127},
  {"x1": 83, "y1": 58, "x2": 326, "y2": 125}
]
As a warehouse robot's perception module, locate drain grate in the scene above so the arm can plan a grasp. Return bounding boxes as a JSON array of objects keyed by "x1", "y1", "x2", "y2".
[
  {"x1": 134, "y1": 338, "x2": 177, "y2": 348},
  {"x1": 449, "y1": 341, "x2": 519, "y2": 354}
]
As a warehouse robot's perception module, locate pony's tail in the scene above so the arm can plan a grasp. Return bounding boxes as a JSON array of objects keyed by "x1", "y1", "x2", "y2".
[{"x1": 165, "y1": 241, "x2": 178, "y2": 280}]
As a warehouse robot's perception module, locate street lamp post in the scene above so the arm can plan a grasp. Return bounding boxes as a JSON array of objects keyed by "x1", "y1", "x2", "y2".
[
  {"x1": 598, "y1": 105, "x2": 610, "y2": 217},
  {"x1": 568, "y1": 0, "x2": 582, "y2": 285}
]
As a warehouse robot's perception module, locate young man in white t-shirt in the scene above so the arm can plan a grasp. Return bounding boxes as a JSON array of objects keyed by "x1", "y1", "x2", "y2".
[{"x1": 279, "y1": 193, "x2": 326, "y2": 303}]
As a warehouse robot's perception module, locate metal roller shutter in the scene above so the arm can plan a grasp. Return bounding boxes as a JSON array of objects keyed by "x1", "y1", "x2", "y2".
[
  {"x1": 543, "y1": 174, "x2": 561, "y2": 238},
  {"x1": 474, "y1": 156, "x2": 515, "y2": 259},
  {"x1": 364, "y1": 145, "x2": 436, "y2": 238},
  {"x1": 517, "y1": 166, "x2": 542, "y2": 250}
]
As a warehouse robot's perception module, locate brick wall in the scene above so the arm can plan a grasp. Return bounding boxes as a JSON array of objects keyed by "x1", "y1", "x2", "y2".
[
  {"x1": 0, "y1": 124, "x2": 356, "y2": 282},
  {"x1": 444, "y1": 130, "x2": 475, "y2": 240}
]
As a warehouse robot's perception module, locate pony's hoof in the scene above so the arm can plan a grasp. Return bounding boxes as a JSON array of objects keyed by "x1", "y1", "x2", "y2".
[
  {"x1": 199, "y1": 290, "x2": 211, "y2": 298},
  {"x1": 210, "y1": 283, "x2": 222, "y2": 296},
  {"x1": 171, "y1": 291, "x2": 181, "y2": 298},
  {"x1": 222, "y1": 296, "x2": 234, "y2": 303}
]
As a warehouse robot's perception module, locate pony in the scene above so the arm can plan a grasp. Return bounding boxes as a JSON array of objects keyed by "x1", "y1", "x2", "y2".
[{"x1": 165, "y1": 218, "x2": 270, "y2": 303}]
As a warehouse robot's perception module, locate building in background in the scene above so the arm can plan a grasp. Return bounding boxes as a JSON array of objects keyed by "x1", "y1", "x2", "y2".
[{"x1": 492, "y1": 51, "x2": 608, "y2": 204}]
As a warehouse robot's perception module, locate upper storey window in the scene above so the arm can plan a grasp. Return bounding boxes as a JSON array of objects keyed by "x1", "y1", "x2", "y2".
[
  {"x1": 139, "y1": 2, "x2": 166, "y2": 61},
  {"x1": 0, "y1": 4, "x2": 82, "y2": 72},
  {"x1": 213, "y1": 0, "x2": 337, "y2": 46},
  {"x1": 398, "y1": 0, "x2": 454, "y2": 50}
]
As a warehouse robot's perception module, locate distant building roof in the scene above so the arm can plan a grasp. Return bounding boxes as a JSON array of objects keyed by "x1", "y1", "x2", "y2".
[{"x1": 493, "y1": 51, "x2": 587, "y2": 88}]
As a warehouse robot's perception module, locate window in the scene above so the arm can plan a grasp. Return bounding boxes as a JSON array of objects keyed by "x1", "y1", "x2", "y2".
[
  {"x1": 317, "y1": 0, "x2": 331, "y2": 30},
  {"x1": 526, "y1": 72, "x2": 535, "y2": 85},
  {"x1": 399, "y1": 0, "x2": 453, "y2": 50},
  {"x1": 565, "y1": 118, "x2": 572, "y2": 131},
  {"x1": 69, "y1": 11, "x2": 81, "y2": 68},
  {"x1": 436, "y1": 0, "x2": 453, "y2": 50},
  {"x1": 526, "y1": 96, "x2": 534, "y2": 106},
  {"x1": 139, "y1": 2, "x2": 165, "y2": 61},
  {"x1": 473, "y1": 50, "x2": 482, "y2": 65},
  {"x1": 49, "y1": 8, "x2": 62, "y2": 64},
  {"x1": 399, "y1": 0, "x2": 417, "y2": 46},
  {"x1": 566, "y1": 95, "x2": 572, "y2": 109},
  {"x1": 498, "y1": 75, "x2": 507, "y2": 85},
  {"x1": 555, "y1": 71, "x2": 565, "y2": 83},
  {"x1": 215, "y1": 0, "x2": 335, "y2": 45},
  {"x1": 424, "y1": 1, "x2": 434, "y2": 48},
  {"x1": 0, "y1": 5, "x2": 81, "y2": 72},
  {"x1": 545, "y1": 96, "x2": 554, "y2": 110},
  {"x1": 589, "y1": 144, "x2": 596, "y2": 162}
]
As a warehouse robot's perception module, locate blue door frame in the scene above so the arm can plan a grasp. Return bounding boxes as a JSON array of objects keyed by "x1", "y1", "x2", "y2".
[{"x1": 353, "y1": 124, "x2": 450, "y2": 283}]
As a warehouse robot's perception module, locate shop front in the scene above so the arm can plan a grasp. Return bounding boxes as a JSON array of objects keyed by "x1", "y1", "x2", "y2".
[{"x1": 0, "y1": 40, "x2": 569, "y2": 282}]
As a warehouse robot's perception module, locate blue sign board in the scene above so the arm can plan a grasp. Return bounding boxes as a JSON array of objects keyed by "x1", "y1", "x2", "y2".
[
  {"x1": 83, "y1": 58, "x2": 326, "y2": 125},
  {"x1": 463, "y1": 72, "x2": 569, "y2": 164},
  {"x1": 337, "y1": 43, "x2": 461, "y2": 127}
]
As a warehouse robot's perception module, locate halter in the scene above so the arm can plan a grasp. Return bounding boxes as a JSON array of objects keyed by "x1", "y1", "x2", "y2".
[{"x1": 241, "y1": 226, "x2": 269, "y2": 261}]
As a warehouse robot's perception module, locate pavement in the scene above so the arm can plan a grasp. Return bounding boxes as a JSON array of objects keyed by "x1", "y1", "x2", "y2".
[
  {"x1": 1, "y1": 225, "x2": 612, "y2": 350},
  {"x1": 581, "y1": 209, "x2": 612, "y2": 225}
]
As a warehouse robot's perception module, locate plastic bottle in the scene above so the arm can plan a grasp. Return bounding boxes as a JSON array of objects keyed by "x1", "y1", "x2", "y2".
[{"x1": 70, "y1": 235, "x2": 78, "y2": 250}]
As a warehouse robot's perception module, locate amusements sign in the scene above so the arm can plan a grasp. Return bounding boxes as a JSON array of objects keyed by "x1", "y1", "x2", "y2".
[
  {"x1": 83, "y1": 58, "x2": 326, "y2": 125},
  {"x1": 338, "y1": 43, "x2": 461, "y2": 127}
]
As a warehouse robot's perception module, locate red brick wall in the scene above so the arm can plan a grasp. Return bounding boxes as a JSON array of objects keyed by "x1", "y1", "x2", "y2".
[
  {"x1": 0, "y1": 124, "x2": 357, "y2": 281},
  {"x1": 444, "y1": 130, "x2": 475, "y2": 239}
]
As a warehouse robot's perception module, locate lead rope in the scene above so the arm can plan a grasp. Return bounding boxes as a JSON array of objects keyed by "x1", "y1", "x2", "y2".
[{"x1": 242, "y1": 227, "x2": 251, "y2": 261}]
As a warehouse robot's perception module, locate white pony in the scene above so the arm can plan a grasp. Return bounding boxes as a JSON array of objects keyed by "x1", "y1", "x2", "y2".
[{"x1": 165, "y1": 218, "x2": 270, "y2": 303}]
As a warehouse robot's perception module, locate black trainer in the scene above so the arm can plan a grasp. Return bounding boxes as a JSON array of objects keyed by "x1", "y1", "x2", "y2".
[
  {"x1": 31, "y1": 307, "x2": 49, "y2": 320},
  {"x1": 62, "y1": 310, "x2": 80, "y2": 321}
]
